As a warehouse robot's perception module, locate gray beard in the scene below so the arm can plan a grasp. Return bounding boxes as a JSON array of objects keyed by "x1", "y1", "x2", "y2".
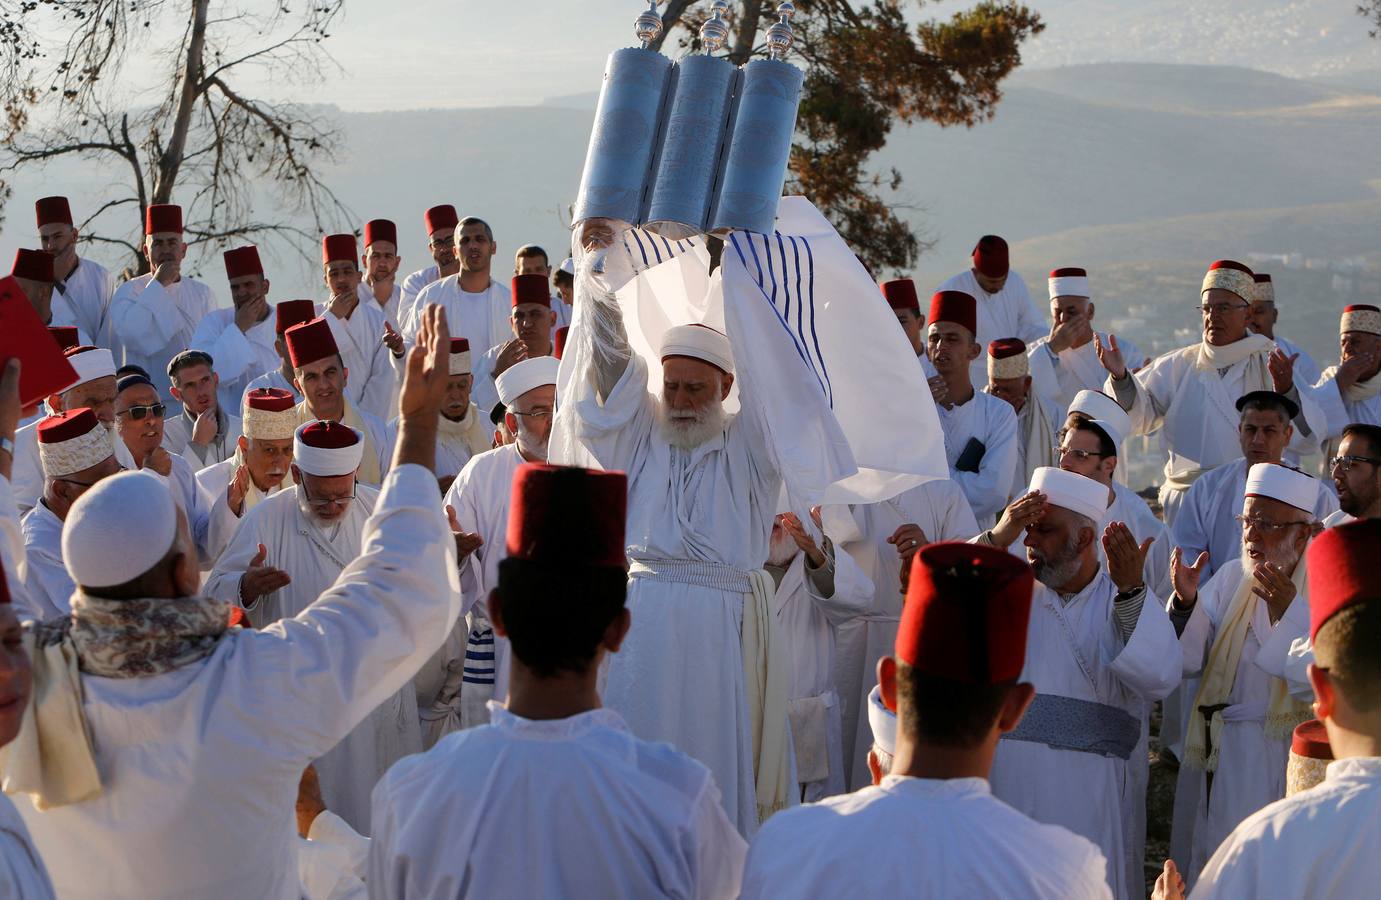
[
  {"x1": 656, "y1": 400, "x2": 728, "y2": 451},
  {"x1": 1029, "y1": 538, "x2": 1083, "y2": 589}
]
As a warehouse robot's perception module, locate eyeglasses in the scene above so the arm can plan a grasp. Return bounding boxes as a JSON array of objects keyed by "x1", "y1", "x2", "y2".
[
  {"x1": 1054, "y1": 446, "x2": 1106, "y2": 461},
  {"x1": 118, "y1": 403, "x2": 166, "y2": 420},
  {"x1": 508, "y1": 407, "x2": 554, "y2": 421},
  {"x1": 1235, "y1": 514, "x2": 1309, "y2": 535},
  {"x1": 1197, "y1": 303, "x2": 1249, "y2": 316},
  {"x1": 300, "y1": 479, "x2": 357, "y2": 509},
  {"x1": 1328, "y1": 455, "x2": 1381, "y2": 474}
]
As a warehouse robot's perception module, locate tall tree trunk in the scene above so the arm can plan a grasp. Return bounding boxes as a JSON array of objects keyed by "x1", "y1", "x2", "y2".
[
  {"x1": 152, "y1": 0, "x2": 209, "y2": 203},
  {"x1": 729, "y1": 1, "x2": 763, "y2": 65}
]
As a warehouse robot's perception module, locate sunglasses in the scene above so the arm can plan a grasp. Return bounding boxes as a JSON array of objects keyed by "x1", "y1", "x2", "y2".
[{"x1": 119, "y1": 403, "x2": 166, "y2": 420}]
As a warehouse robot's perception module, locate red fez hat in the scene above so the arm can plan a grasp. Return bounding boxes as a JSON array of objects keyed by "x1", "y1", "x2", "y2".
[
  {"x1": 1253, "y1": 273, "x2": 1272, "y2": 284},
  {"x1": 896, "y1": 541, "x2": 1034, "y2": 684},
  {"x1": 511, "y1": 274, "x2": 552, "y2": 309},
  {"x1": 424, "y1": 204, "x2": 459, "y2": 235},
  {"x1": 363, "y1": 219, "x2": 397, "y2": 247},
  {"x1": 1291, "y1": 719, "x2": 1333, "y2": 761},
  {"x1": 298, "y1": 419, "x2": 359, "y2": 449},
  {"x1": 223, "y1": 245, "x2": 263, "y2": 281},
  {"x1": 284, "y1": 317, "x2": 340, "y2": 368},
  {"x1": 275, "y1": 300, "x2": 317, "y2": 335},
  {"x1": 928, "y1": 290, "x2": 978, "y2": 337},
  {"x1": 553, "y1": 326, "x2": 570, "y2": 360},
  {"x1": 48, "y1": 326, "x2": 80, "y2": 351},
  {"x1": 12, "y1": 249, "x2": 54, "y2": 282},
  {"x1": 63, "y1": 344, "x2": 98, "y2": 358},
  {"x1": 972, "y1": 235, "x2": 1009, "y2": 278},
  {"x1": 1307, "y1": 518, "x2": 1381, "y2": 640},
  {"x1": 1049, "y1": 266, "x2": 1086, "y2": 279},
  {"x1": 245, "y1": 387, "x2": 296, "y2": 413},
  {"x1": 988, "y1": 337, "x2": 1027, "y2": 360},
  {"x1": 506, "y1": 463, "x2": 628, "y2": 569},
  {"x1": 1207, "y1": 259, "x2": 1253, "y2": 276},
  {"x1": 449, "y1": 337, "x2": 471, "y2": 354},
  {"x1": 321, "y1": 234, "x2": 357, "y2": 265},
  {"x1": 881, "y1": 279, "x2": 920, "y2": 314},
  {"x1": 145, "y1": 204, "x2": 183, "y2": 235},
  {"x1": 35, "y1": 196, "x2": 73, "y2": 228},
  {"x1": 1346, "y1": 304, "x2": 1381, "y2": 313},
  {"x1": 37, "y1": 407, "x2": 101, "y2": 444}
]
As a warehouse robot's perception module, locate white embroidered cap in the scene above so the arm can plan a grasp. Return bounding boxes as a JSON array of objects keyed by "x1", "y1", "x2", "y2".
[
  {"x1": 293, "y1": 421, "x2": 364, "y2": 477},
  {"x1": 987, "y1": 338, "x2": 1029, "y2": 380},
  {"x1": 660, "y1": 323, "x2": 734, "y2": 375},
  {"x1": 495, "y1": 356, "x2": 559, "y2": 406},
  {"x1": 1244, "y1": 462, "x2": 1318, "y2": 515},
  {"x1": 1029, "y1": 466, "x2": 1108, "y2": 526},
  {"x1": 37, "y1": 408, "x2": 114, "y2": 479},
  {"x1": 63, "y1": 470, "x2": 178, "y2": 588},
  {"x1": 240, "y1": 388, "x2": 298, "y2": 441},
  {"x1": 1340, "y1": 305, "x2": 1381, "y2": 337},
  {"x1": 1048, "y1": 267, "x2": 1090, "y2": 300},
  {"x1": 1068, "y1": 390, "x2": 1131, "y2": 446},
  {"x1": 867, "y1": 684, "x2": 897, "y2": 757},
  {"x1": 64, "y1": 347, "x2": 116, "y2": 391},
  {"x1": 449, "y1": 338, "x2": 472, "y2": 376}
]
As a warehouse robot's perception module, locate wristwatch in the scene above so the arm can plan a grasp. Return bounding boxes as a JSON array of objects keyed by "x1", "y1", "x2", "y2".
[{"x1": 0, "y1": 435, "x2": 14, "y2": 458}]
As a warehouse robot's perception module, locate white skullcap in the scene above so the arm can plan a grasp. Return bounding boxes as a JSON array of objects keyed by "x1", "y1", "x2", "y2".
[
  {"x1": 65, "y1": 347, "x2": 116, "y2": 390},
  {"x1": 867, "y1": 684, "x2": 896, "y2": 757},
  {"x1": 1048, "y1": 268, "x2": 1090, "y2": 300},
  {"x1": 559, "y1": 257, "x2": 575, "y2": 276},
  {"x1": 63, "y1": 470, "x2": 178, "y2": 588},
  {"x1": 495, "y1": 356, "x2": 559, "y2": 406},
  {"x1": 660, "y1": 323, "x2": 734, "y2": 375},
  {"x1": 1029, "y1": 466, "x2": 1108, "y2": 526},
  {"x1": 1068, "y1": 390, "x2": 1130, "y2": 445},
  {"x1": 1088, "y1": 418, "x2": 1125, "y2": 449},
  {"x1": 1244, "y1": 463, "x2": 1318, "y2": 515},
  {"x1": 293, "y1": 421, "x2": 364, "y2": 477}
]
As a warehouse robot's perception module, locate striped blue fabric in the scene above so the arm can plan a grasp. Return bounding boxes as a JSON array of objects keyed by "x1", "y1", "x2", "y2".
[{"x1": 462, "y1": 626, "x2": 496, "y2": 686}]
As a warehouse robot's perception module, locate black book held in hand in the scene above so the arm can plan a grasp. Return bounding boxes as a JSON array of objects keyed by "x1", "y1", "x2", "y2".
[{"x1": 954, "y1": 437, "x2": 986, "y2": 474}]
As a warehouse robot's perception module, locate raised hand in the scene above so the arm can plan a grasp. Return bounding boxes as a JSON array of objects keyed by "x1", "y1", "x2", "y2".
[
  {"x1": 227, "y1": 464, "x2": 250, "y2": 516},
  {"x1": 990, "y1": 491, "x2": 1048, "y2": 548},
  {"x1": 1336, "y1": 350, "x2": 1377, "y2": 393},
  {"x1": 446, "y1": 504, "x2": 483, "y2": 562},
  {"x1": 240, "y1": 543, "x2": 292, "y2": 602},
  {"x1": 1102, "y1": 521, "x2": 1154, "y2": 593},
  {"x1": 927, "y1": 376, "x2": 950, "y2": 409},
  {"x1": 1251, "y1": 560, "x2": 1298, "y2": 622},
  {"x1": 1170, "y1": 546, "x2": 1209, "y2": 606},
  {"x1": 235, "y1": 294, "x2": 269, "y2": 333},
  {"x1": 1152, "y1": 860, "x2": 1185, "y2": 900},
  {"x1": 1095, "y1": 333, "x2": 1126, "y2": 380},
  {"x1": 493, "y1": 338, "x2": 530, "y2": 378},
  {"x1": 145, "y1": 446, "x2": 173, "y2": 477},
  {"x1": 381, "y1": 322, "x2": 404, "y2": 358},
  {"x1": 1048, "y1": 311, "x2": 1089, "y2": 353},
  {"x1": 1268, "y1": 347, "x2": 1298, "y2": 394},
  {"x1": 192, "y1": 407, "x2": 218, "y2": 447},
  {"x1": 781, "y1": 512, "x2": 826, "y2": 567},
  {"x1": 398, "y1": 305, "x2": 450, "y2": 424}
]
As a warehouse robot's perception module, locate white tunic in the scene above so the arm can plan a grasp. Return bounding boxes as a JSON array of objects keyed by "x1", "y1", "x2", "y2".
[
  {"x1": 1171, "y1": 457, "x2": 1338, "y2": 580},
  {"x1": 1170, "y1": 562, "x2": 1308, "y2": 887},
  {"x1": 203, "y1": 483, "x2": 423, "y2": 832},
  {"x1": 0, "y1": 793, "x2": 55, "y2": 899},
  {"x1": 109, "y1": 274, "x2": 218, "y2": 406},
  {"x1": 357, "y1": 281, "x2": 402, "y2": 329},
  {"x1": 18, "y1": 501, "x2": 71, "y2": 621},
  {"x1": 1313, "y1": 367, "x2": 1381, "y2": 443},
  {"x1": 1030, "y1": 332, "x2": 1145, "y2": 410},
  {"x1": 46, "y1": 293, "x2": 94, "y2": 346},
  {"x1": 162, "y1": 406, "x2": 244, "y2": 469},
  {"x1": 935, "y1": 390, "x2": 1019, "y2": 528},
  {"x1": 189, "y1": 307, "x2": 281, "y2": 413},
  {"x1": 989, "y1": 574, "x2": 1181, "y2": 900},
  {"x1": 1008, "y1": 396, "x2": 1064, "y2": 500},
  {"x1": 297, "y1": 810, "x2": 368, "y2": 900},
  {"x1": 431, "y1": 404, "x2": 493, "y2": 482},
  {"x1": 405, "y1": 276, "x2": 510, "y2": 357},
  {"x1": 53, "y1": 256, "x2": 116, "y2": 345},
  {"x1": 368, "y1": 704, "x2": 747, "y2": 900},
  {"x1": 398, "y1": 264, "x2": 441, "y2": 324},
  {"x1": 1189, "y1": 756, "x2": 1381, "y2": 899},
  {"x1": 193, "y1": 456, "x2": 292, "y2": 565},
  {"x1": 936, "y1": 268, "x2": 1048, "y2": 385},
  {"x1": 322, "y1": 300, "x2": 398, "y2": 421},
  {"x1": 15, "y1": 465, "x2": 458, "y2": 900},
  {"x1": 770, "y1": 545, "x2": 873, "y2": 801},
  {"x1": 8, "y1": 417, "x2": 136, "y2": 516},
  {"x1": 826, "y1": 482, "x2": 980, "y2": 790},
  {"x1": 740, "y1": 775, "x2": 1112, "y2": 900}
]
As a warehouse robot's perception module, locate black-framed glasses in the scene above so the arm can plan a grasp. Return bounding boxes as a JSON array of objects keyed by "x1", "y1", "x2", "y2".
[
  {"x1": 1197, "y1": 302, "x2": 1249, "y2": 316},
  {"x1": 1235, "y1": 514, "x2": 1309, "y2": 535},
  {"x1": 299, "y1": 478, "x2": 357, "y2": 509},
  {"x1": 118, "y1": 403, "x2": 166, "y2": 420},
  {"x1": 1054, "y1": 445, "x2": 1106, "y2": 461},
  {"x1": 1328, "y1": 455, "x2": 1381, "y2": 474}
]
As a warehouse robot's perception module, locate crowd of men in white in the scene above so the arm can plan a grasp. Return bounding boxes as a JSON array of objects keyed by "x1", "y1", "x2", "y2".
[{"x1": 0, "y1": 194, "x2": 1377, "y2": 899}]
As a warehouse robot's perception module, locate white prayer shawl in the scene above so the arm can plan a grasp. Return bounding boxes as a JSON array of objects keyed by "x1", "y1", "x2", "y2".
[
  {"x1": 14, "y1": 465, "x2": 459, "y2": 900},
  {"x1": 189, "y1": 307, "x2": 282, "y2": 413},
  {"x1": 322, "y1": 300, "x2": 398, "y2": 422},
  {"x1": 1110, "y1": 337, "x2": 1325, "y2": 523},
  {"x1": 404, "y1": 276, "x2": 511, "y2": 360},
  {"x1": 824, "y1": 480, "x2": 980, "y2": 791},
  {"x1": 989, "y1": 574, "x2": 1180, "y2": 900},
  {"x1": 937, "y1": 267, "x2": 1048, "y2": 386},
  {"x1": 1006, "y1": 392, "x2": 1064, "y2": 502},
  {"x1": 1313, "y1": 366, "x2": 1381, "y2": 448},
  {"x1": 203, "y1": 484, "x2": 423, "y2": 832},
  {"x1": 398, "y1": 264, "x2": 440, "y2": 325},
  {"x1": 432, "y1": 403, "x2": 493, "y2": 480},
  {"x1": 18, "y1": 503, "x2": 72, "y2": 621},
  {"x1": 771, "y1": 546, "x2": 873, "y2": 801},
  {"x1": 1171, "y1": 457, "x2": 1338, "y2": 581},
  {"x1": 193, "y1": 454, "x2": 294, "y2": 566},
  {"x1": 244, "y1": 368, "x2": 299, "y2": 405},
  {"x1": 109, "y1": 274, "x2": 218, "y2": 409},
  {"x1": 0, "y1": 793, "x2": 55, "y2": 899},
  {"x1": 357, "y1": 281, "x2": 402, "y2": 329},
  {"x1": 368, "y1": 705, "x2": 748, "y2": 900},
  {"x1": 8, "y1": 418, "x2": 137, "y2": 516},
  {"x1": 53, "y1": 257, "x2": 115, "y2": 346},
  {"x1": 935, "y1": 390, "x2": 1019, "y2": 528},
  {"x1": 1170, "y1": 562, "x2": 1310, "y2": 888},
  {"x1": 162, "y1": 407, "x2": 244, "y2": 469},
  {"x1": 740, "y1": 775, "x2": 1112, "y2": 900},
  {"x1": 1030, "y1": 332, "x2": 1145, "y2": 410},
  {"x1": 1189, "y1": 756, "x2": 1381, "y2": 900}
]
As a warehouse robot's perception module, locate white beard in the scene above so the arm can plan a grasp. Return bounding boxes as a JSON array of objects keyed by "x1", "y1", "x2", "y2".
[
  {"x1": 656, "y1": 399, "x2": 728, "y2": 451},
  {"x1": 1240, "y1": 545, "x2": 1301, "y2": 582},
  {"x1": 766, "y1": 527, "x2": 799, "y2": 568}
]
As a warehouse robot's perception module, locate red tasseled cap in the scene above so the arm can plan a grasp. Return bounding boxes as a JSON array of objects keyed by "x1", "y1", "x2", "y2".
[
  {"x1": 881, "y1": 279, "x2": 920, "y2": 313},
  {"x1": 505, "y1": 463, "x2": 628, "y2": 569},
  {"x1": 972, "y1": 235, "x2": 1009, "y2": 278},
  {"x1": 988, "y1": 337, "x2": 1027, "y2": 360},
  {"x1": 12, "y1": 249, "x2": 54, "y2": 282},
  {"x1": 1290, "y1": 719, "x2": 1333, "y2": 761},
  {"x1": 244, "y1": 387, "x2": 295, "y2": 413},
  {"x1": 35, "y1": 196, "x2": 73, "y2": 228},
  {"x1": 321, "y1": 234, "x2": 357, "y2": 265},
  {"x1": 424, "y1": 205, "x2": 459, "y2": 235},
  {"x1": 553, "y1": 326, "x2": 570, "y2": 360},
  {"x1": 47, "y1": 326, "x2": 80, "y2": 351},
  {"x1": 275, "y1": 300, "x2": 317, "y2": 335},
  {"x1": 1208, "y1": 259, "x2": 1254, "y2": 276},
  {"x1": 511, "y1": 274, "x2": 552, "y2": 309},
  {"x1": 298, "y1": 420, "x2": 360, "y2": 449},
  {"x1": 1049, "y1": 266, "x2": 1087, "y2": 278},
  {"x1": 284, "y1": 317, "x2": 339, "y2": 368},
  {"x1": 1307, "y1": 518, "x2": 1381, "y2": 640},
  {"x1": 223, "y1": 245, "x2": 263, "y2": 281},
  {"x1": 145, "y1": 204, "x2": 183, "y2": 235},
  {"x1": 37, "y1": 407, "x2": 101, "y2": 444},
  {"x1": 896, "y1": 541, "x2": 1034, "y2": 683},
  {"x1": 1344, "y1": 304, "x2": 1380, "y2": 314},
  {"x1": 364, "y1": 219, "x2": 397, "y2": 247},
  {"x1": 928, "y1": 290, "x2": 978, "y2": 337}
]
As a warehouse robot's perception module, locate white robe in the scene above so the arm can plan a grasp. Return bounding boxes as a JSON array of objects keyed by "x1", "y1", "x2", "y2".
[
  {"x1": 405, "y1": 276, "x2": 511, "y2": 357},
  {"x1": 1030, "y1": 332, "x2": 1145, "y2": 410},
  {"x1": 989, "y1": 574, "x2": 1181, "y2": 900},
  {"x1": 162, "y1": 406, "x2": 244, "y2": 469},
  {"x1": 0, "y1": 794, "x2": 55, "y2": 899},
  {"x1": 1314, "y1": 366, "x2": 1381, "y2": 443},
  {"x1": 109, "y1": 274, "x2": 218, "y2": 408},
  {"x1": 1008, "y1": 394, "x2": 1064, "y2": 500},
  {"x1": 398, "y1": 264, "x2": 441, "y2": 325},
  {"x1": 769, "y1": 545, "x2": 873, "y2": 802},
  {"x1": 297, "y1": 810, "x2": 368, "y2": 900},
  {"x1": 193, "y1": 456, "x2": 292, "y2": 566},
  {"x1": 431, "y1": 404, "x2": 493, "y2": 482},
  {"x1": 368, "y1": 704, "x2": 747, "y2": 900},
  {"x1": 322, "y1": 300, "x2": 398, "y2": 422},
  {"x1": 935, "y1": 389, "x2": 1019, "y2": 529},
  {"x1": 46, "y1": 293, "x2": 94, "y2": 346},
  {"x1": 1170, "y1": 562, "x2": 1308, "y2": 888},
  {"x1": 1189, "y1": 756, "x2": 1381, "y2": 899},
  {"x1": 740, "y1": 775, "x2": 1112, "y2": 900},
  {"x1": 826, "y1": 482, "x2": 980, "y2": 790},
  {"x1": 15, "y1": 465, "x2": 458, "y2": 900},
  {"x1": 189, "y1": 307, "x2": 281, "y2": 413},
  {"x1": 937, "y1": 268, "x2": 1048, "y2": 385},
  {"x1": 18, "y1": 501, "x2": 71, "y2": 621},
  {"x1": 203, "y1": 483, "x2": 423, "y2": 832},
  {"x1": 9, "y1": 417, "x2": 136, "y2": 516},
  {"x1": 54, "y1": 257, "x2": 116, "y2": 345},
  {"x1": 357, "y1": 281, "x2": 402, "y2": 329},
  {"x1": 1171, "y1": 457, "x2": 1338, "y2": 581}
]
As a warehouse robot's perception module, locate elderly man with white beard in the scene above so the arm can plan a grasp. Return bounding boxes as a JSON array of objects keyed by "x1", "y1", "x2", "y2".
[
  {"x1": 763, "y1": 508, "x2": 873, "y2": 802},
  {"x1": 195, "y1": 388, "x2": 298, "y2": 563},
  {"x1": 429, "y1": 338, "x2": 491, "y2": 490},
  {"x1": 204, "y1": 418, "x2": 434, "y2": 833},
  {"x1": 976, "y1": 467, "x2": 1181, "y2": 900},
  {"x1": 1164, "y1": 462, "x2": 1322, "y2": 890}
]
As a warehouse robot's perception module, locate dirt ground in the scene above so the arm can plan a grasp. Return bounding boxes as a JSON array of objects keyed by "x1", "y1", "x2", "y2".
[{"x1": 1144, "y1": 700, "x2": 1177, "y2": 898}]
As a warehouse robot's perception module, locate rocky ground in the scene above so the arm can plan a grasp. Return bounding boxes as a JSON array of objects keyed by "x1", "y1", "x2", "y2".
[{"x1": 1144, "y1": 701, "x2": 1177, "y2": 897}]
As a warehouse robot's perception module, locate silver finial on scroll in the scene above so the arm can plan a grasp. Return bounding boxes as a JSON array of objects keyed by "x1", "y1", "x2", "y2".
[
  {"x1": 634, "y1": 1, "x2": 664, "y2": 49},
  {"x1": 766, "y1": 2, "x2": 796, "y2": 60},
  {"x1": 699, "y1": 0, "x2": 730, "y2": 54}
]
